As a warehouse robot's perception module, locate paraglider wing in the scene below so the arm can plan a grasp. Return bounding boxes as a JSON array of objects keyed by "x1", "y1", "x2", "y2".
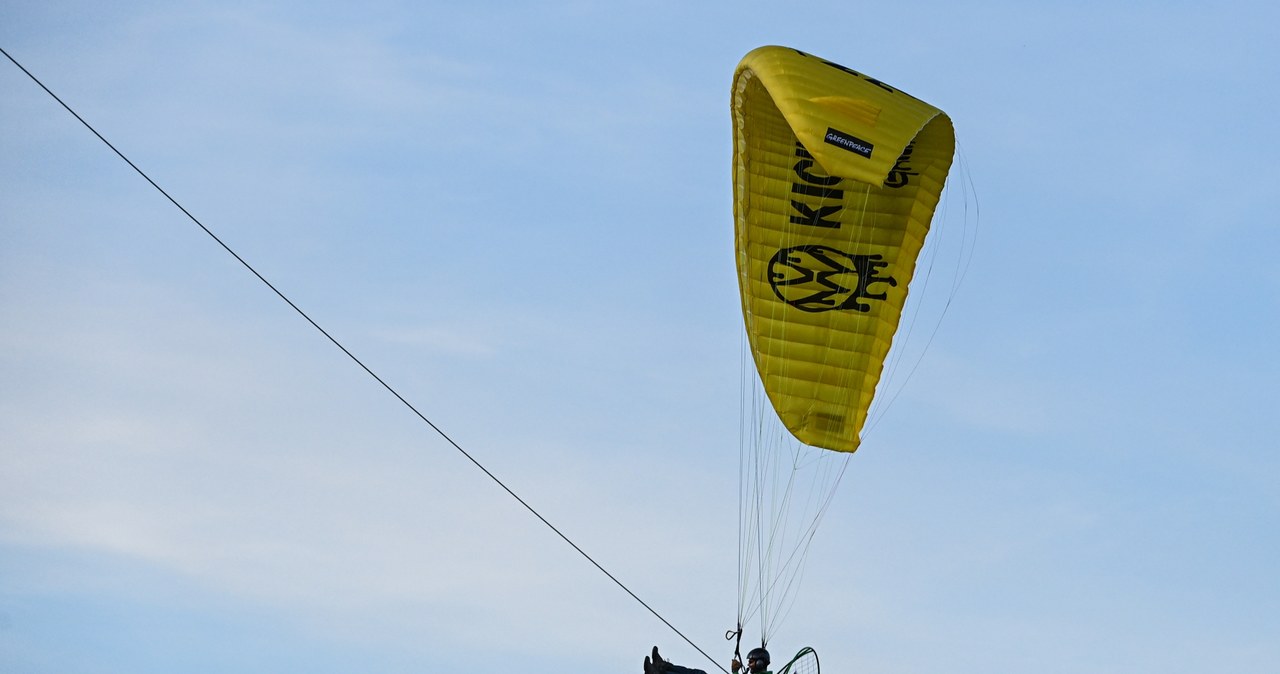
[{"x1": 732, "y1": 46, "x2": 955, "y2": 452}]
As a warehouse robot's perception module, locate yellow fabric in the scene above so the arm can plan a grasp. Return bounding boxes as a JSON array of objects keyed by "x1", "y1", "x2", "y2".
[{"x1": 732, "y1": 46, "x2": 955, "y2": 452}]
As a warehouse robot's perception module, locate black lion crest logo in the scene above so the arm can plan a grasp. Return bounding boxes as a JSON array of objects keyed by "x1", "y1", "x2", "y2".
[{"x1": 768, "y1": 245, "x2": 897, "y2": 313}]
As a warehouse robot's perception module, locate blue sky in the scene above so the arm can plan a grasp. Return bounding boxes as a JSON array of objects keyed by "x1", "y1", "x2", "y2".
[{"x1": 3, "y1": 2, "x2": 1278, "y2": 673}]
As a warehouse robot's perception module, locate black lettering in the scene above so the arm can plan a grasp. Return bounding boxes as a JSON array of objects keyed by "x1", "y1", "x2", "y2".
[
  {"x1": 793, "y1": 158, "x2": 842, "y2": 187},
  {"x1": 884, "y1": 143, "x2": 919, "y2": 189},
  {"x1": 792, "y1": 183, "x2": 844, "y2": 199},
  {"x1": 790, "y1": 48, "x2": 922, "y2": 102},
  {"x1": 789, "y1": 202, "x2": 842, "y2": 228},
  {"x1": 790, "y1": 48, "x2": 895, "y2": 93},
  {"x1": 790, "y1": 142, "x2": 844, "y2": 227},
  {"x1": 839, "y1": 255, "x2": 898, "y2": 311}
]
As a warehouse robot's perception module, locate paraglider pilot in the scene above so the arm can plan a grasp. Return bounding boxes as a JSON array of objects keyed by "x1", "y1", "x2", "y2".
[{"x1": 734, "y1": 647, "x2": 771, "y2": 674}]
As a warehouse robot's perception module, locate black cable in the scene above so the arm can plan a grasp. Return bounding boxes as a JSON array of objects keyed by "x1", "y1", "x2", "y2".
[{"x1": 2, "y1": 45, "x2": 729, "y2": 674}]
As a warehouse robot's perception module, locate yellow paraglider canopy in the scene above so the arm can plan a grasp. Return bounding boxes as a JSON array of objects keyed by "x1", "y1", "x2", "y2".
[{"x1": 732, "y1": 46, "x2": 955, "y2": 452}]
